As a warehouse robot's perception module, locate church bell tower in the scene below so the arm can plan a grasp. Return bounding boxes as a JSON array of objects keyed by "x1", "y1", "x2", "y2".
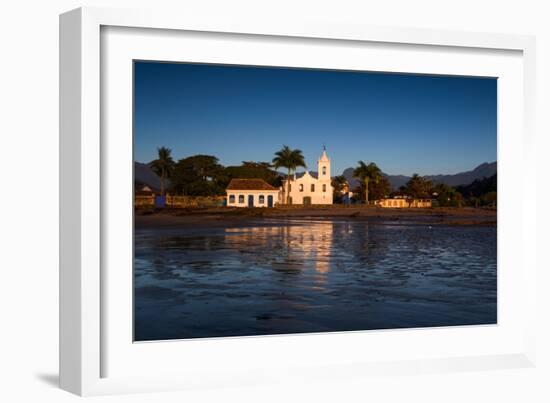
[{"x1": 318, "y1": 145, "x2": 331, "y2": 180}]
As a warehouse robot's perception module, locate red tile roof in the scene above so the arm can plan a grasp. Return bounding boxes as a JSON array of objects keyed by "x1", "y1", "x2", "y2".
[{"x1": 226, "y1": 179, "x2": 278, "y2": 191}]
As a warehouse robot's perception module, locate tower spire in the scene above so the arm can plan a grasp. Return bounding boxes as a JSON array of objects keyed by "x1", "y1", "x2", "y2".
[
  {"x1": 318, "y1": 145, "x2": 330, "y2": 179},
  {"x1": 319, "y1": 144, "x2": 329, "y2": 161}
]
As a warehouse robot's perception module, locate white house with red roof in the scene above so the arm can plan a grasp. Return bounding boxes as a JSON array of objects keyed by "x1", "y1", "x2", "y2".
[{"x1": 226, "y1": 178, "x2": 281, "y2": 208}]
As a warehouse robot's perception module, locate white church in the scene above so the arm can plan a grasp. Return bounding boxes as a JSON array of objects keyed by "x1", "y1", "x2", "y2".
[{"x1": 282, "y1": 147, "x2": 334, "y2": 205}]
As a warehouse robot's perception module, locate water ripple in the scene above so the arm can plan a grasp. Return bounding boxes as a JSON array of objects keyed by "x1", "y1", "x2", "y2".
[{"x1": 134, "y1": 219, "x2": 496, "y2": 341}]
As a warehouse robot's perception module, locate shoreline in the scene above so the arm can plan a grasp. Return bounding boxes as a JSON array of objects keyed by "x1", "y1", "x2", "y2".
[{"x1": 135, "y1": 206, "x2": 496, "y2": 230}]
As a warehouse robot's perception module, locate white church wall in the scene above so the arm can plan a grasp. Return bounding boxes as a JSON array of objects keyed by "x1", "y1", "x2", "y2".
[
  {"x1": 282, "y1": 148, "x2": 334, "y2": 205},
  {"x1": 284, "y1": 173, "x2": 333, "y2": 205},
  {"x1": 226, "y1": 189, "x2": 280, "y2": 207}
]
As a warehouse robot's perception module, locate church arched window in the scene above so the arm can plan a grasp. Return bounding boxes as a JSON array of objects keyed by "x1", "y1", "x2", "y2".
[
  {"x1": 322, "y1": 166, "x2": 326, "y2": 175},
  {"x1": 311, "y1": 184, "x2": 315, "y2": 192}
]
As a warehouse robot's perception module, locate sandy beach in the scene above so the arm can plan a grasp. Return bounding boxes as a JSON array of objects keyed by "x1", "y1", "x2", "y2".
[{"x1": 135, "y1": 206, "x2": 496, "y2": 229}]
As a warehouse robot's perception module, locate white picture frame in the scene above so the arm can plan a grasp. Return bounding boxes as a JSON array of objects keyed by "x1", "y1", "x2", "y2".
[{"x1": 60, "y1": 6, "x2": 537, "y2": 396}]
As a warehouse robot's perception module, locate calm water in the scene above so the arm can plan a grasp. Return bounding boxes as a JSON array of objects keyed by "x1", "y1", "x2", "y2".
[{"x1": 134, "y1": 219, "x2": 497, "y2": 341}]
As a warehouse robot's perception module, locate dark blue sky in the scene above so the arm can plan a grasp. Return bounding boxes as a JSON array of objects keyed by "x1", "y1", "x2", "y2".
[{"x1": 134, "y1": 61, "x2": 496, "y2": 176}]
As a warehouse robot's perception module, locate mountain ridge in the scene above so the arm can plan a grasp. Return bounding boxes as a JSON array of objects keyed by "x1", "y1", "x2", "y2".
[{"x1": 342, "y1": 161, "x2": 496, "y2": 190}]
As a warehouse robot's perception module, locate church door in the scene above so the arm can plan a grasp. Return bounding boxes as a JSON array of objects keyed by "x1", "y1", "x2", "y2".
[
  {"x1": 267, "y1": 195, "x2": 273, "y2": 207},
  {"x1": 303, "y1": 196, "x2": 312, "y2": 205}
]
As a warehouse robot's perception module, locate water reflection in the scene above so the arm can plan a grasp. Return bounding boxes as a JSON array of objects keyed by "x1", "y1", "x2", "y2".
[
  {"x1": 134, "y1": 219, "x2": 496, "y2": 341},
  {"x1": 224, "y1": 220, "x2": 337, "y2": 278}
]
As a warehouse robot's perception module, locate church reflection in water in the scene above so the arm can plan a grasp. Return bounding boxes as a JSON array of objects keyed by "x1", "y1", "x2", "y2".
[{"x1": 223, "y1": 220, "x2": 361, "y2": 280}]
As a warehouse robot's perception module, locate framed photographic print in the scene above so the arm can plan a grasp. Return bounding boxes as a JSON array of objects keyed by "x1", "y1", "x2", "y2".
[
  {"x1": 133, "y1": 61, "x2": 499, "y2": 341},
  {"x1": 60, "y1": 7, "x2": 537, "y2": 396}
]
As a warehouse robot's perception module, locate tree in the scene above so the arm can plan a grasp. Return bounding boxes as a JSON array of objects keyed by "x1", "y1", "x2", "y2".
[
  {"x1": 170, "y1": 155, "x2": 225, "y2": 196},
  {"x1": 223, "y1": 161, "x2": 282, "y2": 189},
  {"x1": 272, "y1": 145, "x2": 306, "y2": 204},
  {"x1": 182, "y1": 155, "x2": 223, "y2": 181},
  {"x1": 148, "y1": 146, "x2": 175, "y2": 196},
  {"x1": 456, "y1": 174, "x2": 497, "y2": 198},
  {"x1": 369, "y1": 176, "x2": 391, "y2": 201},
  {"x1": 456, "y1": 174, "x2": 497, "y2": 207},
  {"x1": 353, "y1": 161, "x2": 382, "y2": 204},
  {"x1": 481, "y1": 191, "x2": 497, "y2": 207},
  {"x1": 403, "y1": 174, "x2": 433, "y2": 200},
  {"x1": 331, "y1": 175, "x2": 348, "y2": 203},
  {"x1": 432, "y1": 182, "x2": 455, "y2": 207},
  {"x1": 453, "y1": 192, "x2": 464, "y2": 208}
]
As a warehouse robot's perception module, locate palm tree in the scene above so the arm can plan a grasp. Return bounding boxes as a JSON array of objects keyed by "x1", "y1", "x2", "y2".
[
  {"x1": 272, "y1": 145, "x2": 306, "y2": 204},
  {"x1": 353, "y1": 161, "x2": 382, "y2": 205},
  {"x1": 149, "y1": 146, "x2": 176, "y2": 196}
]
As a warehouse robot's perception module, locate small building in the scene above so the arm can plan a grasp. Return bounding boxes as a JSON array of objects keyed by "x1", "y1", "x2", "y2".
[
  {"x1": 226, "y1": 179, "x2": 281, "y2": 208},
  {"x1": 135, "y1": 180, "x2": 160, "y2": 196},
  {"x1": 282, "y1": 147, "x2": 334, "y2": 205},
  {"x1": 376, "y1": 198, "x2": 433, "y2": 208},
  {"x1": 409, "y1": 199, "x2": 432, "y2": 208}
]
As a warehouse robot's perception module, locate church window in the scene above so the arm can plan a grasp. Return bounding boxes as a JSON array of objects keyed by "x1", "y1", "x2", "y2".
[
  {"x1": 299, "y1": 184, "x2": 304, "y2": 192},
  {"x1": 229, "y1": 195, "x2": 235, "y2": 203},
  {"x1": 322, "y1": 184, "x2": 326, "y2": 192},
  {"x1": 259, "y1": 195, "x2": 265, "y2": 204},
  {"x1": 238, "y1": 195, "x2": 244, "y2": 204},
  {"x1": 322, "y1": 166, "x2": 326, "y2": 175},
  {"x1": 311, "y1": 184, "x2": 315, "y2": 192}
]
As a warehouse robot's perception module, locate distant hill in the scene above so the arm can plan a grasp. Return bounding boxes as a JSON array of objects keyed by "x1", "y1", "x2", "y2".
[
  {"x1": 135, "y1": 161, "x2": 163, "y2": 190},
  {"x1": 342, "y1": 162, "x2": 497, "y2": 190},
  {"x1": 424, "y1": 162, "x2": 497, "y2": 187}
]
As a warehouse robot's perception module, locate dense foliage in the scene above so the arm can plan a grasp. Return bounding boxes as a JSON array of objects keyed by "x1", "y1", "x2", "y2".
[
  {"x1": 331, "y1": 175, "x2": 348, "y2": 203},
  {"x1": 164, "y1": 153, "x2": 282, "y2": 196},
  {"x1": 456, "y1": 174, "x2": 497, "y2": 207},
  {"x1": 170, "y1": 155, "x2": 225, "y2": 196},
  {"x1": 222, "y1": 162, "x2": 283, "y2": 189}
]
